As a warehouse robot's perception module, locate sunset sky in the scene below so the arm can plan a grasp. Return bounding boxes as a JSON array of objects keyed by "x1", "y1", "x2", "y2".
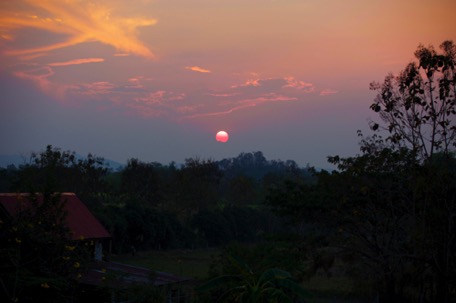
[{"x1": 1, "y1": 0, "x2": 455, "y2": 169}]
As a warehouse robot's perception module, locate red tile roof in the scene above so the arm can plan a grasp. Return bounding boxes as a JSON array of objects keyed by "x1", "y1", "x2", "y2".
[{"x1": 0, "y1": 193, "x2": 111, "y2": 240}]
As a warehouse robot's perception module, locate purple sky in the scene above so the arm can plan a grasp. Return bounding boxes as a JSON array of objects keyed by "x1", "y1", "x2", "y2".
[{"x1": 1, "y1": 0, "x2": 455, "y2": 168}]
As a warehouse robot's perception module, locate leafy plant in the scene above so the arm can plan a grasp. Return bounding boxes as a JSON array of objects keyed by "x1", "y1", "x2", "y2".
[{"x1": 197, "y1": 254, "x2": 311, "y2": 303}]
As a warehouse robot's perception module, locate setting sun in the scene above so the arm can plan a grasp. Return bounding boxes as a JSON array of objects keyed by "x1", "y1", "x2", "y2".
[{"x1": 215, "y1": 131, "x2": 229, "y2": 143}]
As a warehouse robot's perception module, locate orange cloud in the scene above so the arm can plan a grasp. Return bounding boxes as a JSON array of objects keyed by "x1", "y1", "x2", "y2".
[
  {"x1": 185, "y1": 66, "x2": 211, "y2": 73},
  {"x1": 48, "y1": 58, "x2": 105, "y2": 67},
  {"x1": 1, "y1": 0, "x2": 157, "y2": 58},
  {"x1": 0, "y1": 34, "x2": 13, "y2": 40},
  {"x1": 18, "y1": 53, "x2": 48, "y2": 61}
]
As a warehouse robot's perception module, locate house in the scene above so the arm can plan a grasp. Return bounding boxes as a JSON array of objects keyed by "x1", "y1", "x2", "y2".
[
  {"x1": 0, "y1": 192, "x2": 111, "y2": 261},
  {"x1": 0, "y1": 192, "x2": 192, "y2": 302}
]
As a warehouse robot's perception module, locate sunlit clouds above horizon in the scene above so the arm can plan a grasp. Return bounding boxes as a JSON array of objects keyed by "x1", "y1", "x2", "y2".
[
  {"x1": 1, "y1": 0, "x2": 156, "y2": 58},
  {"x1": 0, "y1": 0, "x2": 342, "y2": 121},
  {"x1": 1, "y1": 0, "x2": 455, "y2": 167}
]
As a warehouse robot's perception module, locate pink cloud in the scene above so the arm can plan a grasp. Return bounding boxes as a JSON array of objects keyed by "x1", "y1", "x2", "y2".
[
  {"x1": 124, "y1": 90, "x2": 186, "y2": 117},
  {"x1": 125, "y1": 102, "x2": 165, "y2": 118},
  {"x1": 283, "y1": 77, "x2": 315, "y2": 92},
  {"x1": 180, "y1": 76, "x2": 316, "y2": 120},
  {"x1": 128, "y1": 90, "x2": 186, "y2": 117},
  {"x1": 10, "y1": 65, "x2": 318, "y2": 121},
  {"x1": 127, "y1": 76, "x2": 153, "y2": 86},
  {"x1": 48, "y1": 58, "x2": 105, "y2": 67},
  {"x1": 176, "y1": 105, "x2": 202, "y2": 114},
  {"x1": 186, "y1": 94, "x2": 297, "y2": 119},
  {"x1": 74, "y1": 82, "x2": 115, "y2": 95},
  {"x1": 319, "y1": 89, "x2": 338, "y2": 96},
  {"x1": 13, "y1": 66, "x2": 67, "y2": 98},
  {"x1": 240, "y1": 79, "x2": 260, "y2": 87},
  {"x1": 137, "y1": 91, "x2": 167, "y2": 105},
  {"x1": 233, "y1": 77, "x2": 315, "y2": 93},
  {"x1": 126, "y1": 78, "x2": 143, "y2": 89},
  {"x1": 206, "y1": 93, "x2": 240, "y2": 97}
]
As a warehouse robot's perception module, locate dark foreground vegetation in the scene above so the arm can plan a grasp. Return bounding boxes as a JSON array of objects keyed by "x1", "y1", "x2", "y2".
[{"x1": 1, "y1": 40, "x2": 455, "y2": 302}]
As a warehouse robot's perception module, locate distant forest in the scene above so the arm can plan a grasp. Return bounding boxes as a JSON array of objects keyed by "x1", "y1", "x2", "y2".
[{"x1": 0, "y1": 147, "x2": 314, "y2": 251}]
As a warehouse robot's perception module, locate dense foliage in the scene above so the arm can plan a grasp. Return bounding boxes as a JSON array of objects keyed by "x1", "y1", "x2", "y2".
[{"x1": 198, "y1": 253, "x2": 312, "y2": 303}]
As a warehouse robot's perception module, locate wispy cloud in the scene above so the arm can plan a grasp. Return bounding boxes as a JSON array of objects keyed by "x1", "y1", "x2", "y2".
[
  {"x1": 233, "y1": 77, "x2": 315, "y2": 93},
  {"x1": 183, "y1": 74, "x2": 316, "y2": 119},
  {"x1": 283, "y1": 77, "x2": 315, "y2": 92},
  {"x1": 1, "y1": 0, "x2": 157, "y2": 59},
  {"x1": 127, "y1": 90, "x2": 186, "y2": 117},
  {"x1": 319, "y1": 89, "x2": 338, "y2": 96},
  {"x1": 238, "y1": 79, "x2": 260, "y2": 87},
  {"x1": 182, "y1": 76, "x2": 317, "y2": 119},
  {"x1": 13, "y1": 66, "x2": 69, "y2": 98},
  {"x1": 187, "y1": 94, "x2": 297, "y2": 119},
  {"x1": 48, "y1": 58, "x2": 105, "y2": 67},
  {"x1": 67, "y1": 75, "x2": 315, "y2": 119},
  {"x1": 0, "y1": 34, "x2": 13, "y2": 41},
  {"x1": 75, "y1": 81, "x2": 116, "y2": 95},
  {"x1": 185, "y1": 66, "x2": 211, "y2": 73},
  {"x1": 206, "y1": 93, "x2": 240, "y2": 97},
  {"x1": 9, "y1": 61, "x2": 319, "y2": 121}
]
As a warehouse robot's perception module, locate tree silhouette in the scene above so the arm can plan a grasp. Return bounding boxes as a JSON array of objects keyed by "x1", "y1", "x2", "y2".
[{"x1": 369, "y1": 40, "x2": 455, "y2": 162}]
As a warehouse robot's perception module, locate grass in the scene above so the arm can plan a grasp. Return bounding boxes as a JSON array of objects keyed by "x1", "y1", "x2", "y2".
[
  {"x1": 305, "y1": 275, "x2": 368, "y2": 303},
  {"x1": 111, "y1": 248, "x2": 371, "y2": 303},
  {"x1": 110, "y1": 248, "x2": 217, "y2": 279}
]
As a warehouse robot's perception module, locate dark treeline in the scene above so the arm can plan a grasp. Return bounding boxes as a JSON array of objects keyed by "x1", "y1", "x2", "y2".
[{"x1": 0, "y1": 148, "x2": 313, "y2": 253}]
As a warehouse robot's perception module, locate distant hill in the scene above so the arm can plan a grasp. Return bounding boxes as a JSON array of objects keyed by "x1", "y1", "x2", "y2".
[
  {"x1": 216, "y1": 151, "x2": 314, "y2": 181},
  {"x1": 103, "y1": 159, "x2": 124, "y2": 171},
  {"x1": 0, "y1": 154, "x2": 124, "y2": 171},
  {"x1": 0, "y1": 155, "x2": 26, "y2": 168}
]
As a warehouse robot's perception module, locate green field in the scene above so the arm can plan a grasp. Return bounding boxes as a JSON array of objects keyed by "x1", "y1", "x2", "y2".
[
  {"x1": 111, "y1": 249, "x2": 370, "y2": 303},
  {"x1": 111, "y1": 248, "x2": 217, "y2": 280}
]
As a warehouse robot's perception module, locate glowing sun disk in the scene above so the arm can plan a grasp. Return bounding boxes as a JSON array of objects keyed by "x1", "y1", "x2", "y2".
[{"x1": 216, "y1": 131, "x2": 229, "y2": 143}]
